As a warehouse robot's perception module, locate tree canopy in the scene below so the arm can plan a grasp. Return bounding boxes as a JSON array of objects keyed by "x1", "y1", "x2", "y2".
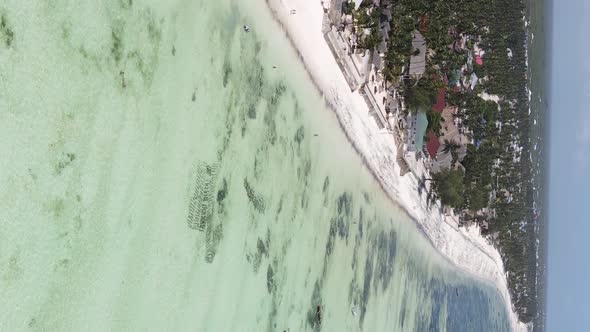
[{"x1": 431, "y1": 169, "x2": 465, "y2": 209}]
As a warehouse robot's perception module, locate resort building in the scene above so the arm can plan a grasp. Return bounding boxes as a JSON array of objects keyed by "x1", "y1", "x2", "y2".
[
  {"x1": 409, "y1": 31, "x2": 426, "y2": 77},
  {"x1": 323, "y1": 1, "x2": 396, "y2": 130},
  {"x1": 427, "y1": 106, "x2": 469, "y2": 173},
  {"x1": 322, "y1": 17, "x2": 368, "y2": 91},
  {"x1": 362, "y1": 51, "x2": 390, "y2": 129}
]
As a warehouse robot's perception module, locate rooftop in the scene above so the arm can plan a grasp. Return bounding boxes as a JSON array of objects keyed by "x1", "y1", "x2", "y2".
[
  {"x1": 432, "y1": 88, "x2": 446, "y2": 113},
  {"x1": 409, "y1": 31, "x2": 426, "y2": 76},
  {"x1": 426, "y1": 130, "x2": 441, "y2": 159}
]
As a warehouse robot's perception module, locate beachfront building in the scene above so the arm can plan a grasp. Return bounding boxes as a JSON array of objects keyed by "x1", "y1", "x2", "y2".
[
  {"x1": 323, "y1": 0, "x2": 398, "y2": 130},
  {"x1": 375, "y1": 1, "x2": 393, "y2": 56},
  {"x1": 409, "y1": 31, "x2": 426, "y2": 77},
  {"x1": 362, "y1": 51, "x2": 390, "y2": 129},
  {"x1": 322, "y1": 12, "x2": 368, "y2": 91},
  {"x1": 426, "y1": 106, "x2": 469, "y2": 173},
  {"x1": 327, "y1": 0, "x2": 366, "y2": 28},
  {"x1": 469, "y1": 72, "x2": 479, "y2": 90}
]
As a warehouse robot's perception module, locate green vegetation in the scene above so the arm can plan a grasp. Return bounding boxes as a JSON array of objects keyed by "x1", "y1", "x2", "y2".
[
  {"x1": 342, "y1": 1, "x2": 355, "y2": 15},
  {"x1": 358, "y1": 27, "x2": 382, "y2": 50},
  {"x1": 352, "y1": 4, "x2": 382, "y2": 51},
  {"x1": 403, "y1": 81, "x2": 437, "y2": 112},
  {"x1": 364, "y1": 0, "x2": 537, "y2": 322},
  {"x1": 382, "y1": 11, "x2": 415, "y2": 81},
  {"x1": 431, "y1": 169, "x2": 465, "y2": 209},
  {"x1": 442, "y1": 139, "x2": 461, "y2": 165},
  {"x1": 400, "y1": 71, "x2": 443, "y2": 110},
  {"x1": 426, "y1": 110, "x2": 443, "y2": 135}
]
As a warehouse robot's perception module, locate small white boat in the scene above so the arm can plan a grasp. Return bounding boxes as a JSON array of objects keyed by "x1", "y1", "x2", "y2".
[{"x1": 243, "y1": 25, "x2": 250, "y2": 32}]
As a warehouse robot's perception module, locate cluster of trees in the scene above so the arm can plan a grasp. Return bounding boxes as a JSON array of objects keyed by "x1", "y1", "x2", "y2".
[
  {"x1": 400, "y1": 77, "x2": 439, "y2": 111},
  {"x1": 342, "y1": 0, "x2": 356, "y2": 15},
  {"x1": 356, "y1": 0, "x2": 537, "y2": 322},
  {"x1": 468, "y1": 0, "x2": 537, "y2": 322},
  {"x1": 431, "y1": 169, "x2": 464, "y2": 208},
  {"x1": 347, "y1": 1, "x2": 383, "y2": 50},
  {"x1": 382, "y1": 6, "x2": 415, "y2": 80}
]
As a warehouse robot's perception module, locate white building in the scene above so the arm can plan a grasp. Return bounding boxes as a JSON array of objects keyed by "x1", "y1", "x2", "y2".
[{"x1": 409, "y1": 31, "x2": 426, "y2": 77}]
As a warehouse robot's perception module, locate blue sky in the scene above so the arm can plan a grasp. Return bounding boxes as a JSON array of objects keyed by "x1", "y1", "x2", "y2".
[{"x1": 548, "y1": 0, "x2": 590, "y2": 330}]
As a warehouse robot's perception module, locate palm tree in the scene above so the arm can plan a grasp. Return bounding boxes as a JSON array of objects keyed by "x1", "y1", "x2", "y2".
[
  {"x1": 426, "y1": 110, "x2": 444, "y2": 135},
  {"x1": 442, "y1": 139, "x2": 460, "y2": 153},
  {"x1": 442, "y1": 139, "x2": 461, "y2": 165}
]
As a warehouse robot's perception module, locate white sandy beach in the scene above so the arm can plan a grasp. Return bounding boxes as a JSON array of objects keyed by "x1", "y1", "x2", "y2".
[{"x1": 263, "y1": 0, "x2": 528, "y2": 330}]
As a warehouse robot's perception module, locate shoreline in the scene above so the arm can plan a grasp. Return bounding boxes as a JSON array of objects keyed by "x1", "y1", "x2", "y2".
[{"x1": 262, "y1": 0, "x2": 528, "y2": 330}]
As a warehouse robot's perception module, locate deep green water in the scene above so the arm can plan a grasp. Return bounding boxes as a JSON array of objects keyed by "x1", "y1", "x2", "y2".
[{"x1": 0, "y1": 0, "x2": 511, "y2": 331}]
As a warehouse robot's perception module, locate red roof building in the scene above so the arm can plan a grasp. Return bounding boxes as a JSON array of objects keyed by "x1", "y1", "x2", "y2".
[
  {"x1": 426, "y1": 130, "x2": 441, "y2": 159},
  {"x1": 475, "y1": 55, "x2": 483, "y2": 65},
  {"x1": 432, "y1": 88, "x2": 446, "y2": 113},
  {"x1": 419, "y1": 15, "x2": 429, "y2": 33}
]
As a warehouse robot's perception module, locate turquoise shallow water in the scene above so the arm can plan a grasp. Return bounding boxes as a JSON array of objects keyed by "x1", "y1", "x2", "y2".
[{"x1": 0, "y1": 0, "x2": 511, "y2": 331}]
